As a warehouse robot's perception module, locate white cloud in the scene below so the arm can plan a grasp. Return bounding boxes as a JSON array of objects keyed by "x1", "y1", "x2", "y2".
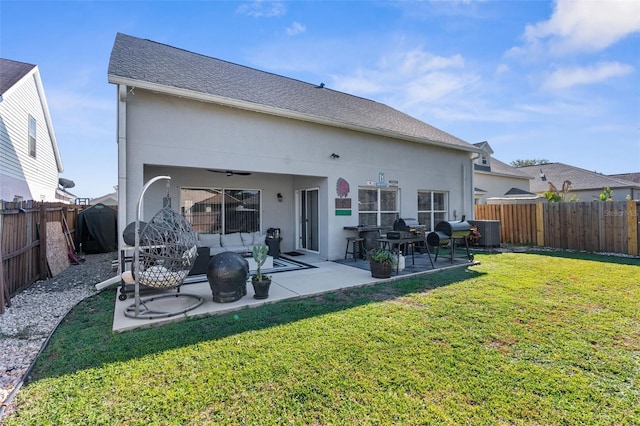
[
  {"x1": 286, "y1": 21, "x2": 306, "y2": 36},
  {"x1": 495, "y1": 64, "x2": 509, "y2": 75},
  {"x1": 398, "y1": 50, "x2": 464, "y2": 73},
  {"x1": 320, "y1": 46, "x2": 493, "y2": 128},
  {"x1": 403, "y1": 71, "x2": 474, "y2": 104},
  {"x1": 519, "y1": 0, "x2": 640, "y2": 55},
  {"x1": 333, "y1": 48, "x2": 470, "y2": 102},
  {"x1": 236, "y1": 1, "x2": 286, "y2": 18},
  {"x1": 542, "y1": 62, "x2": 634, "y2": 90}
]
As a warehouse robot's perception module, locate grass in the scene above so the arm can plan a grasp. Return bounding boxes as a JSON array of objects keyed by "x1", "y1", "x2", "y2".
[{"x1": 4, "y1": 252, "x2": 639, "y2": 425}]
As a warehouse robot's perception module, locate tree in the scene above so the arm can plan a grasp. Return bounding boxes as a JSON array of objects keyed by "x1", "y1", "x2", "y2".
[
  {"x1": 510, "y1": 159, "x2": 550, "y2": 167},
  {"x1": 599, "y1": 187, "x2": 613, "y2": 201}
]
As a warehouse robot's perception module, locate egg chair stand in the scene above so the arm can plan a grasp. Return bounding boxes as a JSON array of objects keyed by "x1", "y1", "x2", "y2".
[{"x1": 123, "y1": 176, "x2": 204, "y2": 320}]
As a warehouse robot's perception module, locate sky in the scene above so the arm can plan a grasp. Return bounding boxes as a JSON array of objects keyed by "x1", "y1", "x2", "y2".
[{"x1": 1, "y1": 0, "x2": 639, "y2": 199}]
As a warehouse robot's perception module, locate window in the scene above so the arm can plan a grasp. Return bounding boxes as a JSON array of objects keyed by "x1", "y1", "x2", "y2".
[
  {"x1": 417, "y1": 190, "x2": 448, "y2": 231},
  {"x1": 28, "y1": 115, "x2": 36, "y2": 157},
  {"x1": 358, "y1": 187, "x2": 399, "y2": 227},
  {"x1": 180, "y1": 187, "x2": 261, "y2": 234}
]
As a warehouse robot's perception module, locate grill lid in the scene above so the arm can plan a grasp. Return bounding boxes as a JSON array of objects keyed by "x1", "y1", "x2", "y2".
[{"x1": 434, "y1": 220, "x2": 471, "y2": 238}]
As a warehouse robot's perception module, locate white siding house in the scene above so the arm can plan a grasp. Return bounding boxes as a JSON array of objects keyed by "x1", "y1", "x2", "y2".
[
  {"x1": 0, "y1": 58, "x2": 63, "y2": 202},
  {"x1": 472, "y1": 141, "x2": 535, "y2": 204},
  {"x1": 108, "y1": 33, "x2": 481, "y2": 261}
]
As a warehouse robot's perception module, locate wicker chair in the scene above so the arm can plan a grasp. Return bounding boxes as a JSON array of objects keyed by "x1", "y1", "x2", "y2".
[{"x1": 123, "y1": 176, "x2": 204, "y2": 319}]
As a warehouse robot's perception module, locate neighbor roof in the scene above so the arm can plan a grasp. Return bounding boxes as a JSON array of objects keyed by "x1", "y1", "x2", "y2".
[
  {"x1": 519, "y1": 163, "x2": 640, "y2": 193},
  {"x1": 609, "y1": 172, "x2": 640, "y2": 184},
  {"x1": 0, "y1": 58, "x2": 36, "y2": 97},
  {"x1": 481, "y1": 157, "x2": 531, "y2": 179},
  {"x1": 504, "y1": 187, "x2": 535, "y2": 196},
  {"x1": 108, "y1": 33, "x2": 477, "y2": 153}
]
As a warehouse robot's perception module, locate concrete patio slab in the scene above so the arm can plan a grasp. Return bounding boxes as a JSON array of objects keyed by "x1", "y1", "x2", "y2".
[{"x1": 111, "y1": 252, "x2": 477, "y2": 332}]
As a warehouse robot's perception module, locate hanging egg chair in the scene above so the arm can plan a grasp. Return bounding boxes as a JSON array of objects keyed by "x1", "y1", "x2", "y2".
[{"x1": 123, "y1": 176, "x2": 204, "y2": 319}]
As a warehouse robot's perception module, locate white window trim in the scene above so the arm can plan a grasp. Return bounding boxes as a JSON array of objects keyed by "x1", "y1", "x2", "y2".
[
  {"x1": 417, "y1": 190, "x2": 449, "y2": 231},
  {"x1": 358, "y1": 186, "x2": 400, "y2": 226}
]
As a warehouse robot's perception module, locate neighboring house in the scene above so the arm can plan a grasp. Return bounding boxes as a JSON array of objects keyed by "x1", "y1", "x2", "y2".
[
  {"x1": 472, "y1": 141, "x2": 535, "y2": 204},
  {"x1": 609, "y1": 172, "x2": 640, "y2": 184},
  {"x1": 90, "y1": 191, "x2": 118, "y2": 207},
  {"x1": 108, "y1": 33, "x2": 481, "y2": 261},
  {"x1": 0, "y1": 58, "x2": 64, "y2": 202},
  {"x1": 56, "y1": 188, "x2": 77, "y2": 204},
  {"x1": 518, "y1": 162, "x2": 640, "y2": 201}
]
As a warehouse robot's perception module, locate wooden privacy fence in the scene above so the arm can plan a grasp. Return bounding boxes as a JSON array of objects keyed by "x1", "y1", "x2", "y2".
[
  {"x1": 0, "y1": 201, "x2": 89, "y2": 314},
  {"x1": 474, "y1": 201, "x2": 639, "y2": 256}
]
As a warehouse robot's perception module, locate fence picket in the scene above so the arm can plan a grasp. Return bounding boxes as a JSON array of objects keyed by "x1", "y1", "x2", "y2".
[
  {"x1": 0, "y1": 201, "x2": 113, "y2": 307},
  {"x1": 475, "y1": 201, "x2": 637, "y2": 256}
]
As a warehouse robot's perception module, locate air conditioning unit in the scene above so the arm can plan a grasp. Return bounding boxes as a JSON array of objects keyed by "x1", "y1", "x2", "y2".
[{"x1": 468, "y1": 220, "x2": 501, "y2": 247}]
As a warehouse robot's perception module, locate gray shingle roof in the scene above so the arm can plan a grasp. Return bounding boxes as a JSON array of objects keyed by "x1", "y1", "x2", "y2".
[
  {"x1": 610, "y1": 172, "x2": 640, "y2": 184},
  {"x1": 108, "y1": 33, "x2": 476, "y2": 152},
  {"x1": 0, "y1": 58, "x2": 36, "y2": 96},
  {"x1": 486, "y1": 157, "x2": 531, "y2": 179},
  {"x1": 504, "y1": 187, "x2": 535, "y2": 196},
  {"x1": 519, "y1": 162, "x2": 640, "y2": 193}
]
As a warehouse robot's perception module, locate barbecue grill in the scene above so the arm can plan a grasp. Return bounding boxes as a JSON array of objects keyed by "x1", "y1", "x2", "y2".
[
  {"x1": 388, "y1": 218, "x2": 423, "y2": 239},
  {"x1": 426, "y1": 218, "x2": 474, "y2": 263}
]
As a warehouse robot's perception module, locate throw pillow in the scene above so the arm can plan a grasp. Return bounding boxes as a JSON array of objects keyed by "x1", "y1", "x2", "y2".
[
  {"x1": 220, "y1": 232, "x2": 243, "y2": 247},
  {"x1": 198, "y1": 233, "x2": 221, "y2": 248},
  {"x1": 240, "y1": 232, "x2": 254, "y2": 245},
  {"x1": 253, "y1": 232, "x2": 266, "y2": 245}
]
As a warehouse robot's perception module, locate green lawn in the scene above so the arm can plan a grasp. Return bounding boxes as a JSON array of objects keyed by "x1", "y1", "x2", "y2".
[{"x1": 5, "y1": 252, "x2": 639, "y2": 425}]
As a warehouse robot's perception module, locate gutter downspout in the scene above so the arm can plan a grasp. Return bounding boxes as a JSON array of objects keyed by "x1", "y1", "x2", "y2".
[
  {"x1": 470, "y1": 154, "x2": 481, "y2": 218},
  {"x1": 117, "y1": 85, "x2": 128, "y2": 267}
]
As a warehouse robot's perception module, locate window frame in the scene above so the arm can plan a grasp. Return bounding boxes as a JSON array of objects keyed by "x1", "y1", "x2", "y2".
[
  {"x1": 357, "y1": 186, "x2": 400, "y2": 227},
  {"x1": 28, "y1": 115, "x2": 36, "y2": 157},
  {"x1": 417, "y1": 190, "x2": 449, "y2": 231},
  {"x1": 180, "y1": 187, "x2": 262, "y2": 234}
]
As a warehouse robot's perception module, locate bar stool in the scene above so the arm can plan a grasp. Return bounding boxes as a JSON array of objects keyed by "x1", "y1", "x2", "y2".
[{"x1": 345, "y1": 237, "x2": 365, "y2": 260}]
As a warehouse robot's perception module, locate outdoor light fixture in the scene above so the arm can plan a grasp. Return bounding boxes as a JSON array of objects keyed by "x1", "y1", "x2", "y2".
[
  {"x1": 330, "y1": 153, "x2": 340, "y2": 159},
  {"x1": 277, "y1": 193, "x2": 283, "y2": 202}
]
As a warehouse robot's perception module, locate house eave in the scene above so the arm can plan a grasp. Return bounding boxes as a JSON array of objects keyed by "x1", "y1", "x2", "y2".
[
  {"x1": 474, "y1": 169, "x2": 533, "y2": 180},
  {"x1": 108, "y1": 75, "x2": 480, "y2": 154},
  {"x1": 33, "y1": 67, "x2": 64, "y2": 172}
]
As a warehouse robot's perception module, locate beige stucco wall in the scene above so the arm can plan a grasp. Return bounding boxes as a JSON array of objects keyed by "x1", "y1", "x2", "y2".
[{"x1": 119, "y1": 88, "x2": 474, "y2": 260}]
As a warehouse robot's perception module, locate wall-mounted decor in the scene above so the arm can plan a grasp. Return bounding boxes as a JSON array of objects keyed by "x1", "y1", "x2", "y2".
[
  {"x1": 336, "y1": 177, "x2": 350, "y2": 198},
  {"x1": 335, "y1": 198, "x2": 351, "y2": 209}
]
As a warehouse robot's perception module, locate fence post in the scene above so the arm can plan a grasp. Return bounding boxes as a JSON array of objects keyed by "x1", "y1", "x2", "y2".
[
  {"x1": 1, "y1": 246, "x2": 8, "y2": 314},
  {"x1": 627, "y1": 201, "x2": 639, "y2": 256},
  {"x1": 0, "y1": 208, "x2": 4, "y2": 313},
  {"x1": 535, "y1": 203, "x2": 545, "y2": 247},
  {"x1": 39, "y1": 203, "x2": 48, "y2": 280}
]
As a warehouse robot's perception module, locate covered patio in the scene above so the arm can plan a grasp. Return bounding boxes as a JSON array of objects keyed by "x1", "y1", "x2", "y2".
[{"x1": 110, "y1": 251, "x2": 478, "y2": 332}]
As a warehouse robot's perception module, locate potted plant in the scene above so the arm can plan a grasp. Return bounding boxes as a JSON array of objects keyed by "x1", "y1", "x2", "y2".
[
  {"x1": 368, "y1": 247, "x2": 395, "y2": 278},
  {"x1": 467, "y1": 224, "x2": 482, "y2": 246},
  {"x1": 251, "y1": 245, "x2": 271, "y2": 299}
]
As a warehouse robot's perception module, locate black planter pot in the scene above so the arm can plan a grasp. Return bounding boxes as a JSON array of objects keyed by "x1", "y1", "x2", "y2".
[
  {"x1": 252, "y1": 277, "x2": 272, "y2": 299},
  {"x1": 369, "y1": 261, "x2": 392, "y2": 278}
]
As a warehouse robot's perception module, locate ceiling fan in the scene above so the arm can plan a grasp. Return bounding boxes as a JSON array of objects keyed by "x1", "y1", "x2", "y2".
[{"x1": 207, "y1": 169, "x2": 252, "y2": 177}]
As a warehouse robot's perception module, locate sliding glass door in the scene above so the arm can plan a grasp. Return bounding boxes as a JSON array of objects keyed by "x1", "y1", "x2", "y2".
[{"x1": 298, "y1": 188, "x2": 318, "y2": 252}]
